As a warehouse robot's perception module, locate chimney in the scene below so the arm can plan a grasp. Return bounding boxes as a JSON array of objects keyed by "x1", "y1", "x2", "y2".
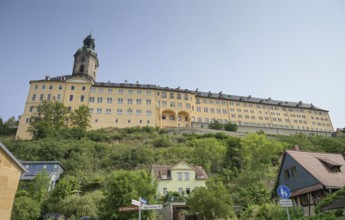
[
  {"x1": 293, "y1": 145, "x2": 301, "y2": 151},
  {"x1": 45, "y1": 75, "x2": 50, "y2": 80},
  {"x1": 125, "y1": 80, "x2": 127, "y2": 84}
]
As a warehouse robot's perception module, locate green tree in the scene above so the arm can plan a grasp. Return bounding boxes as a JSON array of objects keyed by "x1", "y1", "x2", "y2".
[
  {"x1": 98, "y1": 170, "x2": 157, "y2": 220},
  {"x1": 192, "y1": 138, "x2": 225, "y2": 173},
  {"x1": 187, "y1": 180, "x2": 233, "y2": 220},
  {"x1": 69, "y1": 105, "x2": 91, "y2": 130},
  {"x1": 11, "y1": 196, "x2": 41, "y2": 220},
  {"x1": 28, "y1": 100, "x2": 69, "y2": 139},
  {"x1": 0, "y1": 116, "x2": 18, "y2": 135},
  {"x1": 208, "y1": 119, "x2": 223, "y2": 130},
  {"x1": 29, "y1": 169, "x2": 51, "y2": 203}
]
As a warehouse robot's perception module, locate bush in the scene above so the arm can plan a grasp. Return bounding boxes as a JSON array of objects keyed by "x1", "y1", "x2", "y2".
[
  {"x1": 208, "y1": 119, "x2": 223, "y2": 130},
  {"x1": 224, "y1": 122, "x2": 238, "y2": 131}
]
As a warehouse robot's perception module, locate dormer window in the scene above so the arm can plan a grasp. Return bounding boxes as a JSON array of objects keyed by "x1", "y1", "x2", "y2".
[{"x1": 318, "y1": 157, "x2": 342, "y2": 173}]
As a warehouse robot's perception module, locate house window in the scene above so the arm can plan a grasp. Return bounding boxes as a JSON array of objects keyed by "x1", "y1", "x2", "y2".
[
  {"x1": 82, "y1": 86, "x2": 86, "y2": 91},
  {"x1": 49, "y1": 85, "x2": 53, "y2": 90},
  {"x1": 106, "y1": 109, "x2": 111, "y2": 114},
  {"x1": 146, "y1": 99, "x2": 151, "y2": 105},
  {"x1": 80, "y1": 95, "x2": 84, "y2": 102},
  {"x1": 127, "y1": 99, "x2": 133, "y2": 104},
  {"x1": 178, "y1": 188, "x2": 183, "y2": 195},
  {"x1": 29, "y1": 106, "x2": 34, "y2": 112},
  {"x1": 136, "y1": 110, "x2": 141, "y2": 115},
  {"x1": 291, "y1": 166, "x2": 298, "y2": 177},
  {"x1": 128, "y1": 89, "x2": 133, "y2": 94},
  {"x1": 178, "y1": 172, "x2": 183, "y2": 180},
  {"x1": 71, "y1": 86, "x2": 75, "y2": 90},
  {"x1": 169, "y1": 115, "x2": 175, "y2": 120},
  {"x1": 108, "y1": 88, "x2": 112, "y2": 93},
  {"x1": 107, "y1": 98, "x2": 112, "y2": 103},
  {"x1": 146, "y1": 110, "x2": 151, "y2": 116},
  {"x1": 185, "y1": 172, "x2": 190, "y2": 181},
  {"x1": 117, "y1": 109, "x2": 122, "y2": 115},
  {"x1": 89, "y1": 97, "x2": 95, "y2": 103},
  {"x1": 118, "y1": 98, "x2": 123, "y2": 104},
  {"x1": 127, "y1": 109, "x2": 132, "y2": 115},
  {"x1": 47, "y1": 94, "x2": 52, "y2": 100},
  {"x1": 98, "y1": 88, "x2": 103, "y2": 93},
  {"x1": 97, "y1": 97, "x2": 102, "y2": 103},
  {"x1": 186, "y1": 188, "x2": 190, "y2": 195},
  {"x1": 170, "y1": 92, "x2": 174, "y2": 98},
  {"x1": 163, "y1": 188, "x2": 168, "y2": 196},
  {"x1": 284, "y1": 169, "x2": 291, "y2": 180},
  {"x1": 42, "y1": 85, "x2": 46, "y2": 90},
  {"x1": 58, "y1": 85, "x2": 63, "y2": 90},
  {"x1": 136, "y1": 99, "x2": 141, "y2": 105},
  {"x1": 56, "y1": 94, "x2": 61, "y2": 102},
  {"x1": 39, "y1": 94, "x2": 44, "y2": 101},
  {"x1": 34, "y1": 85, "x2": 38, "y2": 90}
]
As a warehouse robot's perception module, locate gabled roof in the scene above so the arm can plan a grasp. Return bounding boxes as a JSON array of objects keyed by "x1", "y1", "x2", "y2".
[
  {"x1": 151, "y1": 161, "x2": 208, "y2": 180},
  {"x1": 285, "y1": 150, "x2": 345, "y2": 189},
  {"x1": 0, "y1": 142, "x2": 26, "y2": 172}
]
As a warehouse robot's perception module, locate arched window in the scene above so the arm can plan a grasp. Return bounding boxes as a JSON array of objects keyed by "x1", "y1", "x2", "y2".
[{"x1": 79, "y1": 65, "x2": 84, "y2": 73}]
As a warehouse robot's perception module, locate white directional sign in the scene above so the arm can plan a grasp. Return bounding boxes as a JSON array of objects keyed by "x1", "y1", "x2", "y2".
[
  {"x1": 132, "y1": 199, "x2": 141, "y2": 206},
  {"x1": 279, "y1": 199, "x2": 293, "y2": 207},
  {"x1": 141, "y1": 204, "x2": 163, "y2": 210}
]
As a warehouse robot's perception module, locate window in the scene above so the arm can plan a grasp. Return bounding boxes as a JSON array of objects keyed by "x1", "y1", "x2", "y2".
[
  {"x1": 204, "y1": 107, "x2": 208, "y2": 112},
  {"x1": 137, "y1": 90, "x2": 141, "y2": 94},
  {"x1": 98, "y1": 88, "x2": 103, "y2": 93},
  {"x1": 107, "y1": 98, "x2": 112, "y2": 104},
  {"x1": 177, "y1": 93, "x2": 181, "y2": 99},
  {"x1": 47, "y1": 94, "x2": 51, "y2": 100},
  {"x1": 210, "y1": 108, "x2": 215, "y2": 113},
  {"x1": 162, "y1": 101, "x2": 167, "y2": 107},
  {"x1": 106, "y1": 109, "x2": 111, "y2": 114},
  {"x1": 117, "y1": 109, "x2": 122, "y2": 115},
  {"x1": 97, "y1": 97, "x2": 102, "y2": 103},
  {"x1": 58, "y1": 85, "x2": 63, "y2": 90},
  {"x1": 197, "y1": 107, "x2": 201, "y2": 112},
  {"x1": 29, "y1": 106, "x2": 34, "y2": 112},
  {"x1": 96, "y1": 108, "x2": 102, "y2": 114},
  {"x1": 42, "y1": 85, "x2": 46, "y2": 90},
  {"x1": 186, "y1": 188, "x2": 190, "y2": 195},
  {"x1": 39, "y1": 94, "x2": 44, "y2": 101},
  {"x1": 136, "y1": 99, "x2": 141, "y2": 105},
  {"x1": 178, "y1": 172, "x2": 183, "y2": 180},
  {"x1": 89, "y1": 108, "x2": 94, "y2": 113},
  {"x1": 184, "y1": 94, "x2": 188, "y2": 100},
  {"x1": 163, "y1": 188, "x2": 168, "y2": 195},
  {"x1": 146, "y1": 99, "x2": 151, "y2": 105},
  {"x1": 34, "y1": 85, "x2": 38, "y2": 90},
  {"x1": 80, "y1": 95, "x2": 84, "y2": 102},
  {"x1": 56, "y1": 94, "x2": 61, "y2": 102},
  {"x1": 185, "y1": 172, "x2": 190, "y2": 180},
  {"x1": 161, "y1": 92, "x2": 166, "y2": 98},
  {"x1": 90, "y1": 88, "x2": 96, "y2": 93},
  {"x1": 128, "y1": 89, "x2": 133, "y2": 94},
  {"x1": 170, "y1": 102, "x2": 175, "y2": 107},
  {"x1": 178, "y1": 103, "x2": 182, "y2": 108},
  {"x1": 178, "y1": 188, "x2": 183, "y2": 195},
  {"x1": 136, "y1": 110, "x2": 141, "y2": 115},
  {"x1": 108, "y1": 88, "x2": 112, "y2": 93},
  {"x1": 169, "y1": 115, "x2": 175, "y2": 120},
  {"x1": 49, "y1": 85, "x2": 53, "y2": 90},
  {"x1": 127, "y1": 109, "x2": 132, "y2": 115},
  {"x1": 146, "y1": 90, "x2": 151, "y2": 95},
  {"x1": 71, "y1": 86, "x2": 75, "y2": 90},
  {"x1": 291, "y1": 166, "x2": 298, "y2": 177},
  {"x1": 89, "y1": 97, "x2": 95, "y2": 103},
  {"x1": 284, "y1": 169, "x2": 290, "y2": 180},
  {"x1": 146, "y1": 110, "x2": 151, "y2": 116},
  {"x1": 118, "y1": 89, "x2": 124, "y2": 94},
  {"x1": 170, "y1": 92, "x2": 174, "y2": 98},
  {"x1": 118, "y1": 98, "x2": 123, "y2": 104},
  {"x1": 186, "y1": 103, "x2": 190, "y2": 109},
  {"x1": 127, "y1": 99, "x2": 133, "y2": 104},
  {"x1": 82, "y1": 86, "x2": 86, "y2": 91}
]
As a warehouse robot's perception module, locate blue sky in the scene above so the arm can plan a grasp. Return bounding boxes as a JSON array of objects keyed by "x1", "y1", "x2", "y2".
[{"x1": 1, "y1": 0, "x2": 344, "y2": 129}]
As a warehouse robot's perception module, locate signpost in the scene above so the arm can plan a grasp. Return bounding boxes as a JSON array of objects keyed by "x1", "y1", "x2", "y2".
[
  {"x1": 119, "y1": 206, "x2": 139, "y2": 212},
  {"x1": 127, "y1": 198, "x2": 163, "y2": 220},
  {"x1": 141, "y1": 204, "x2": 163, "y2": 210},
  {"x1": 277, "y1": 185, "x2": 292, "y2": 220},
  {"x1": 132, "y1": 199, "x2": 141, "y2": 207}
]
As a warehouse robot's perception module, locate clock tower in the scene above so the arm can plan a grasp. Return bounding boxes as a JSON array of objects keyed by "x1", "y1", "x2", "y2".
[{"x1": 72, "y1": 34, "x2": 99, "y2": 82}]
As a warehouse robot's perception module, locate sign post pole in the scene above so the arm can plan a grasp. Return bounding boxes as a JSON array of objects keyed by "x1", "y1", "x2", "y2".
[{"x1": 277, "y1": 185, "x2": 292, "y2": 220}]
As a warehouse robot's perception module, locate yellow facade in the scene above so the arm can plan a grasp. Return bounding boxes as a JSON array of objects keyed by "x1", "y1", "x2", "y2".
[
  {"x1": 0, "y1": 143, "x2": 26, "y2": 220},
  {"x1": 16, "y1": 35, "x2": 334, "y2": 140}
]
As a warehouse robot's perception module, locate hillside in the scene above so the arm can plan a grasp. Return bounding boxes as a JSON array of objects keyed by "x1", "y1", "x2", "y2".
[{"x1": 2, "y1": 127, "x2": 345, "y2": 219}]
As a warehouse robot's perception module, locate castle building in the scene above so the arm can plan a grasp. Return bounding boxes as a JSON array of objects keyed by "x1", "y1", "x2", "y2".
[{"x1": 16, "y1": 35, "x2": 334, "y2": 140}]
